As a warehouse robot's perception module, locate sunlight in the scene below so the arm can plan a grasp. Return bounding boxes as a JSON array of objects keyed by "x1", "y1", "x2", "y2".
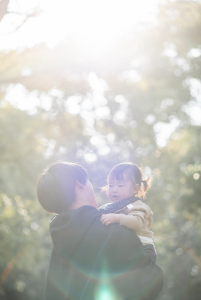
[
  {"x1": 153, "y1": 118, "x2": 180, "y2": 148},
  {"x1": 40, "y1": 0, "x2": 158, "y2": 51},
  {"x1": 0, "y1": 0, "x2": 158, "y2": 51}
]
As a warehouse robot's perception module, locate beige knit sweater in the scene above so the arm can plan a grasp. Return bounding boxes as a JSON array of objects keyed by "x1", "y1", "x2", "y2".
[{"x1": 116, "y1": 200, "x2": 154, "y2": 239}]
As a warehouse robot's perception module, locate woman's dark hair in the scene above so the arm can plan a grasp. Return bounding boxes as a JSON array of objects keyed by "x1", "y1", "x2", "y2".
[
  {"x1": 36, "y1": 162, "x2": 88, "y2": 214},
  {"x1": 103, "y1": 162, "x2": 151, "y2": 199}
]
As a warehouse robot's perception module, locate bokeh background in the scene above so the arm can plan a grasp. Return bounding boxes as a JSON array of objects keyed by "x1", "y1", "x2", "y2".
[{"x1": 0, "y1": 0, "x2": 201, "y2": 299}]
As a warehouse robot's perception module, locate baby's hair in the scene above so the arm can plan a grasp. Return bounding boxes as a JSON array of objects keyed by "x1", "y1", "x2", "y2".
[{"x1": 102, "y1": 162, "x2": 151, "y2": 199}]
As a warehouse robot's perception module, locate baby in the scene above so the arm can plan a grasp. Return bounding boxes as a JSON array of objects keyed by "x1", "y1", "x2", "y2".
[{"x1": 99, "y1": 162, "x2": 157, "y2": 262}]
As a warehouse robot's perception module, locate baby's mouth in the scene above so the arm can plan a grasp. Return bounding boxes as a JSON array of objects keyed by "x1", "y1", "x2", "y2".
[{"x1": 112, "y1": 195, "x2": 119, "y2": 200}]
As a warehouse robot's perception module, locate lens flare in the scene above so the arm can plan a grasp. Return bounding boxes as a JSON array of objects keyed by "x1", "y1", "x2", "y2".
[{"x1": 95, "y1": 284, "x2": 117, "y2": 300}]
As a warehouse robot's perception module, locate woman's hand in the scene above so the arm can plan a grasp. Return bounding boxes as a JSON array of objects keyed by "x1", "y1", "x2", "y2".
[{"x1": 101, "y1": 213, "x2": 121, "y2": 226}]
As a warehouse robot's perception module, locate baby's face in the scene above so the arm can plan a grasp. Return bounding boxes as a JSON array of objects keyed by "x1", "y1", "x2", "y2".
[{"x1": 108, "y1": 175, "x2": 135, "y2": 203}]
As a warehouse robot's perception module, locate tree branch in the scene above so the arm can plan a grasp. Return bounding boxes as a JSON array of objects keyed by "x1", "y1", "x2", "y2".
[
  {"x1": 0, "y1": 0, "x2": 9, "y2": 23},
  {"x1": 0, "y1": 9, "x2": 42, "y2": 37}
]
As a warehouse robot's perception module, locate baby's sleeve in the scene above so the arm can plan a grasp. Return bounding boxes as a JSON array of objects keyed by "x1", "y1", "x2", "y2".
[
  {"x1": 120, "y1": 211, "x2": 145, "y2": 231},
  {"x1": 119, "y1": 201, "x2": 153, "y2": 231}
]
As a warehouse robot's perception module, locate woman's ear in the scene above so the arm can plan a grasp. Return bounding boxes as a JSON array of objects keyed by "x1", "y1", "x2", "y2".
[{"x1": 133, "y1": 184, "x2": 140, "y2": 195}]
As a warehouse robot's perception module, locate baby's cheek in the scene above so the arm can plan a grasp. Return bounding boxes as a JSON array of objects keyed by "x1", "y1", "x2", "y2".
[{"x1": 120, "y1": 190, "x2": 128, "y2": 198}]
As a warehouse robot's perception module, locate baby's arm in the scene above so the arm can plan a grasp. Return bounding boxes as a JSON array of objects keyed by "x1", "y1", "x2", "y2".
[
  {"x1": 101, "y1": 201, "x2": 152, "y2": 230},
  {"x1": 101, "y1": 211, "x2": 144, "y2": 230},
  {"x1": 101, "y1": 213, "x2": 121, "y2": 226},
  {"x1": 120, "y1": 211, "x2": 145, "y2": 231}
]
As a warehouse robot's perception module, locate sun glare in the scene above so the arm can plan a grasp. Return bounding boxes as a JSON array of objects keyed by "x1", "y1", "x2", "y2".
[
  {"x1": 0, "y1": 0, "x2": 158, "y2": 51},
  {"x1": 41, "y1": 0, "x2": 158, "y2": 50}
]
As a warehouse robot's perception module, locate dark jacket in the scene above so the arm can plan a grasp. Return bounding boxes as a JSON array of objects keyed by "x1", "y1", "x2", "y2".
[{"x1": 45, "y1": 205, "x2": 163, "y2": 300}]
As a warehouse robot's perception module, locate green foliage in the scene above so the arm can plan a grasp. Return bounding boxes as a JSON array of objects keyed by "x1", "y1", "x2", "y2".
[{"x1": 0, "y1": 1, "x2": 201, "y2": 299}]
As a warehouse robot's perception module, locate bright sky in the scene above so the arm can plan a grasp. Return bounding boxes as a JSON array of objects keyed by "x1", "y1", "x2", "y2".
[{"x1": 0, "y1": 0, "x2": 159, "y2": 51}]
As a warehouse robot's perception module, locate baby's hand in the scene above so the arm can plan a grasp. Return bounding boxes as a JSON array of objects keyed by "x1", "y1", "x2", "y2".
[{"x1": 101, "y1": 214, "x2": 120, "y2": 226}]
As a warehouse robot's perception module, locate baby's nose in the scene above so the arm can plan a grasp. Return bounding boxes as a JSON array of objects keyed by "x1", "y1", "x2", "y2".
[{"x1": 113, "y1": 186, "x2": 117, "y2": 192}]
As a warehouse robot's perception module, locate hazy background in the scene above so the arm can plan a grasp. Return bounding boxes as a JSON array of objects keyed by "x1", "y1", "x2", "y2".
[{"x1": 0, "y1": 0, "x2": 201, "y2": 299}]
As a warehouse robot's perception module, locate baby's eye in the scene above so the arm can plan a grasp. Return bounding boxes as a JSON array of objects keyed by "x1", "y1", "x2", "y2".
[
  {"x1": 109, "y1": 185, "x2": 113, "y2": 187},
  {"x1": 118, "y1": 185, "x2": 124, "y2": 187}
]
